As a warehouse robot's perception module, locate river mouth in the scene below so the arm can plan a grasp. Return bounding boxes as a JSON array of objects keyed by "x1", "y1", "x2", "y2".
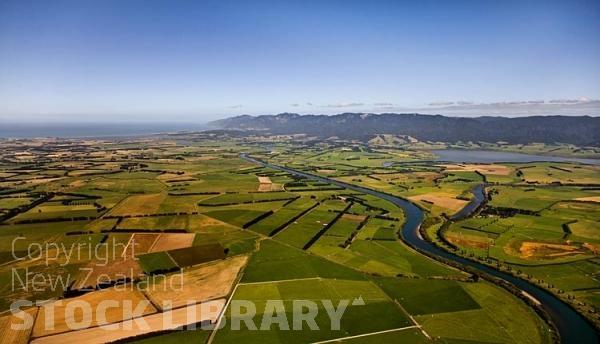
[
  {"x1": 242, "y1": 154, "x2": 600, "y2": 344},
  {"x1": 429, "y1": 149, "x2": 600, "y2": 165}
]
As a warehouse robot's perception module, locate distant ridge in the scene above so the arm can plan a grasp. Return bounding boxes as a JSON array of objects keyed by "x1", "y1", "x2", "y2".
[{"x1": 209, "y1": 113, "x2": 600, "y2": 146}]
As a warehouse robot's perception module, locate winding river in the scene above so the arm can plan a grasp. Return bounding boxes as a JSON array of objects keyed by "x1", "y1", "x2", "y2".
[{"x1": 241, "y1": 154, "x2": 599, "y2": 344}]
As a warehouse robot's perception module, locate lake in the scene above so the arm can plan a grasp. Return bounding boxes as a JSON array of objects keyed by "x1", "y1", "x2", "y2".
[{"x1": 430, "y1": 149, "x2": 600, "y2": 165}]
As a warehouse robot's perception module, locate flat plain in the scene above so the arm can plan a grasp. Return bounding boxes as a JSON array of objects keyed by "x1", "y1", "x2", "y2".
[{"x1": 1, "y1": 134, "x2": 595, "y2": 343}]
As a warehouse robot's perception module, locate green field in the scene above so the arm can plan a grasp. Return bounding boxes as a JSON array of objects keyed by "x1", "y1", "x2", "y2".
[{"x1": 137, "y1": 251, "x2": 179, "y2": 274}]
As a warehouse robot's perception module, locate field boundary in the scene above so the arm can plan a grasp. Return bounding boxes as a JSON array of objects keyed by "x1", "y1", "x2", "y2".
[{"x1": 310, "y1": 325, "x2": 418, "y2": 343}]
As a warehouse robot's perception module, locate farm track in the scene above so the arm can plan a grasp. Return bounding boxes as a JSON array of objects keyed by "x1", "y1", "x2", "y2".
[{"x1": 310, "y1": 325, "x2": 419, "y2": 344}]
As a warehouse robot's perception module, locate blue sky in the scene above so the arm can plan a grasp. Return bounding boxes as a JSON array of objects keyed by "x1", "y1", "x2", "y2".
[{"x1": 0, "y1": 0, "x2": 599, "y2": 122}]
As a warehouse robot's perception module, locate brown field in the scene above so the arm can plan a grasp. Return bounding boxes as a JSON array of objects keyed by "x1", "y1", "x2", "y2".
[
  {"x1": 408, "y1": 192, "x2": 468, "y2": 212},
  {"x1": 583, "y1": 243, "x2": 600, "y2": 254},
  {"x1": 109, "y1": 193, "x2": 166, "y2": 216},
  {"x1": 0, "y1": 307, "x2": 38, "y2": 344},
  {"x1": 68, "y1": 180, "x2": 86, "y2": 188},
  {"x1": 317, "y1": 169, "x2": 336, "y2": 174},
  {"x1": 574, "y1": 196, "x2": 600, "y2": 203},
  {"x1": 519, "y1": 242, "x2": 583, "y2": 259},
  {"x1": 189, "y1": 155, "x2": 218, "y2": 161},
  {"x1": 123, "y1": 233, "x2": 160, "y2": 257},
  {"x1": 72, "y1": 258, "x2": 144, "y2": 290},
  {"x1": 191, "y1": 213, "x2": 237, "y2": 227},
  {"x1": 145, "y1": 255, "x2": 247, "y2": 311},
  {"x1": 445, "y1": 232, "x2": 491, "y2": 249},
  {"x1": 32, "y1": 287, "x2": 156, "y2": 338},
  {"x1": 117, "y1": 216, "x2": 192, "y2": 231},
  {"x1": 341, "y1": 213, "x2": 367, "y2": 222},
  {"x1": 442, "y1": 164, "x2": 512, "y2": 175},
  {"x1": 258, "y1": 183, "x2": 282, "y2": 192},
  {"x1": 257, "y1": 176, "x2": 272, "y2": 184},
  {"x1": 149, "y1": 233, "x2": 196, "y2": 252},
  {"x1": 84, "y1": 218, "x2": 120, "y2": 232},
  {"x1": 257, "y1": 176, "x2": 282, "y2": 192},
  {"x1": 156, "y1": 172, "x2": 195, "y2": 182},
  {"x1": 26, "y1": 177, "x2": 65, "y2": 186},
  {"x1": 30, "y1": 299, "x2": 225, "y2": 344}
]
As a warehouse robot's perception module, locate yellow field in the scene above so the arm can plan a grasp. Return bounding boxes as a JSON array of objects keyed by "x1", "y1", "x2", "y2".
[
  {"x1": 575, "y1": 196, "x2": 600, "y2": 203},
  {"x1": 0, "y1": 307, "x2": 38, "y2": 344},
  {"x1": 145, "y1": 255, "x2": 247, "y2": 311},
  {"x1": 72, "y1": 258, "x2": 144, "y2": 290},
  {"x1": 408, "y1": 192, "x2": 468, "y2": 212},
  {"x1": 30, "y1": 299, "x2": 225, "y2": 344},
  {"x1": 122, "y1": 233, "x2": 160, "y2": 257},
  {"x1": 518, "y1": 242, "x2": 583, "y2": 259},
  {"x1": 257, "y1": 176, "x2": 272, "y2": 184},
  {"x1": 149, "y1": 233, "x2": 196, "y2": 252},
  {"x1": 442, "y1": 164, "x2": 512, "y2": 175},
  {"x1": 32, "y1": 287, "x2": 156, "y2": 338},
  {"x1": 109, "y1": 193, "x2": 166, "y2": 216}
]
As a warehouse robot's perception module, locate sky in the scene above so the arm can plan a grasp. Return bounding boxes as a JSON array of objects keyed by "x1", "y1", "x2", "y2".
[{"x1": 0, "y1": 0, "x2": 599, "y2": 123}]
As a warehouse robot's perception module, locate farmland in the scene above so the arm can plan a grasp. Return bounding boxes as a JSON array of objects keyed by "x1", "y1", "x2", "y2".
[{"x1": 0, "y1": 134, "x2": 593, "y2": 343}]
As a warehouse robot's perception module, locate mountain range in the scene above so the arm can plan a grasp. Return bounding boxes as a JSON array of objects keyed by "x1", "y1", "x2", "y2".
[{"x1": 208, "y1": 113, "x2": 600, "y2": 146}]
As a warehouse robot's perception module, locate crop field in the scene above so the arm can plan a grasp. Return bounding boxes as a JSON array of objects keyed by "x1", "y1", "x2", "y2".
[
  {"x1": 32, "y1": 287, "x2": 157, "y2": 338},
  {"x1": 124, "y1": 233, "x2": 161, "y2": 256},
  {"x1": 30, "y1": 300, "x2": 225, "y2": 344},
  {"x1": 108, "y1": 193, "x2": 166, "y2": 216},
  {"x1": 144, "y1": 256, "x2": 247, "y2": 310},
  {"x1": 0, "y1": 307, "x2": 38, "y2": 344},
  {"x1": 10, "y1": 203, "x2": 101, "y2": 223},
  {"x1": 198, "y1": 192, "x2": 296, "y2": 206},
  {"x1": 412, "y1": 281, "x2": 550, "y2": 344},
  {"x1": 0, "y1": 136, "x2": 589, "y2": 343},
  {"x1": 247, "y1": 197, "x2": 317, "y2": 235},
  {"x1": 0, "y1": 196, "x2": 33, "y2": 209},
  {"x1": 408, "y1": 192, "x2": 469, "y2": 214},
  {"x1": 202, "y1": 209, "x2": 267, "y2": 228},
  {"x1": 115, "y1": 215, "x2": 195, "y2": 231},
  {"x1": 488, "y1": 186, "x2": 598, "y2": 211},
  {"x1": 519, "y1": 163, "x2": 600, "y2": 184},
  {"x1": 149, "y1": 233, "x2": 196, "y2": 252},
  {"x1": 212, "y1": 278, "x2": 414, "y2": 344},
  {"x1": 72, "y1": 257, "x2": 144, "y2": 290},
  {"x1": 137, "y1": 251, "x2": 179, "y2": 274},
  {"x1": 167, "y1": 243, "x2": 227, "y2": 267},
  {"x1": 274, "y1": 200, "x2": 347, "y2": 249},
  {"x1": 441, "y1": 163, "x2": 513, "y2": 175}
]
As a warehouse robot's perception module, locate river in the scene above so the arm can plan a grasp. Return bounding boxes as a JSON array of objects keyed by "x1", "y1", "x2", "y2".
[{"x1": 241, "y1": 154, "x2": 599, "y2": 344}]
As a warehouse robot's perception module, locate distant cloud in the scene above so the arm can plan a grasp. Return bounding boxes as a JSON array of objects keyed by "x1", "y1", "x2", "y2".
[
  {"x1": 419, "y1": 98, "x2": 600, "y2": 116},
  {"x1": 290, "y1": 103, "x2": 300, "y2": 107},
  {"x1": 323, "y1": 102, "x2": 364, "y2": 108},
  {"x1": 227, "y1": 104, "x2": 243, "y2": 109},
  {"x1": 548, "y1": 98, "x2": 591, "y2": 104},
  {"x1": 426, "y1": 98, "x2": 597, "y2": 108},
  {"x1": 306, "y1": 102, "x2": 314, "y2": 106},
  {"x1": 429, "y1": 101, "x2": 455, "y2": 106},
  {"x1": 372, "y1": 102, "x2": 402, "y2": 110}
]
